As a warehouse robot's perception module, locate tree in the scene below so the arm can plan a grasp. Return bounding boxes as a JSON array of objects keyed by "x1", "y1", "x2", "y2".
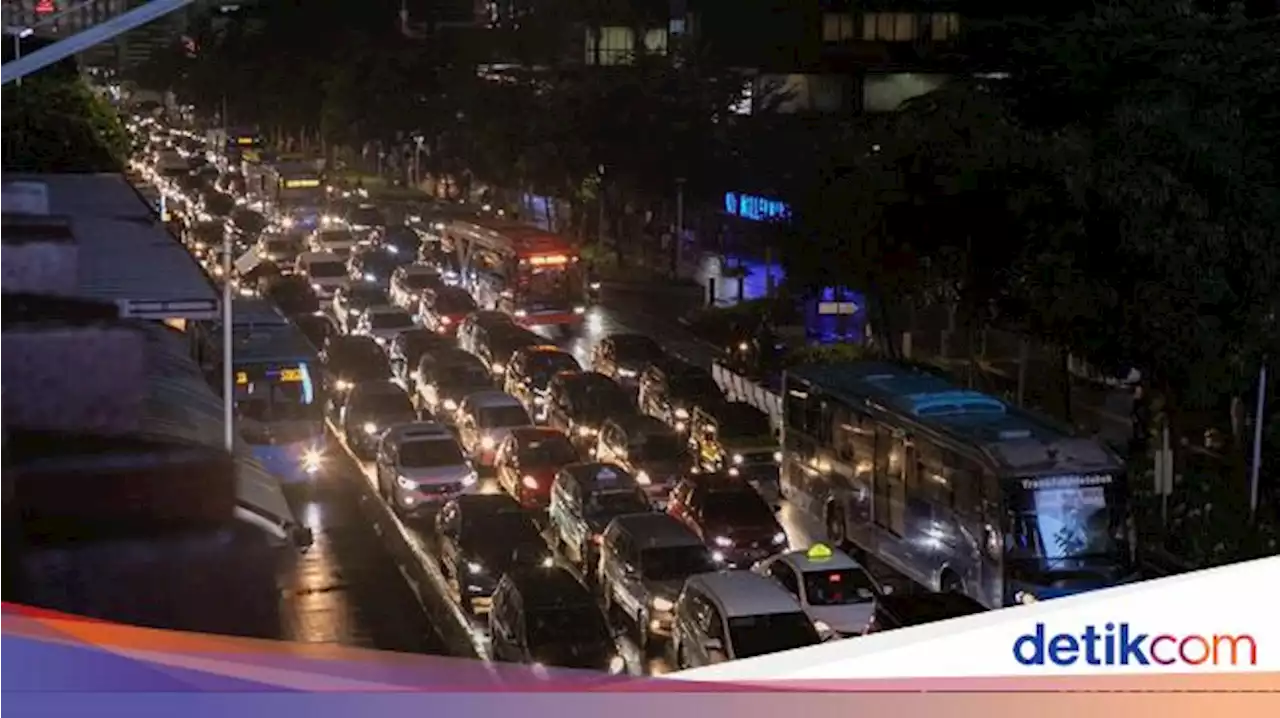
[{"x1": 2, "y1": 75, "x2": 131, "y2": 172}]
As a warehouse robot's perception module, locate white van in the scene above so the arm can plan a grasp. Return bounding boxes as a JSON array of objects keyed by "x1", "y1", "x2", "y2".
[{"x1": 670, "y1": 571, "x2": 822, "y2": 669}]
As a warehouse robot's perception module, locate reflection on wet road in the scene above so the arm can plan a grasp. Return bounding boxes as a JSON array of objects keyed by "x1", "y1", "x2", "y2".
[{"x1": 277, "y1": 477, "x2": 445, "y2": 653}]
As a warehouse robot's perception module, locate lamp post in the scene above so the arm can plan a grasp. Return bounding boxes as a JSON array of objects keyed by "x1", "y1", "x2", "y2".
[
  {"x1": 222, "y1": 227, "x2": 235, "y2": 451},
  {"x1": 5, "y1": 27, "x2": 33, "y2": 86}
]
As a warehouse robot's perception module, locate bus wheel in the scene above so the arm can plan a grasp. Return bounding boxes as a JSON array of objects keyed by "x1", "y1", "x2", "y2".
[
  {"x1": 825, "y1": 502, "x2": 847, "y2": 548},
  {"x1": 940, "y1": 570, "x2": 964, "y2": 595}
]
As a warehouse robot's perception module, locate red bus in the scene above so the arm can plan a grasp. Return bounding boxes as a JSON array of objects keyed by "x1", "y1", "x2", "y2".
[{"x1": 444, "y1": 219, "x2": 588, "y2": 330}]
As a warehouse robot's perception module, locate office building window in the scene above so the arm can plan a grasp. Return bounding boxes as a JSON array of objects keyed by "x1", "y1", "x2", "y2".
[
  {"x1": 822, "y1": 13, "x2": 855, "y2": 42},
  {"x1": 930, "y1": 13, "x2": 961, "y2": 41},
  {"x1": 861, "y1": 13, "x2": 918, "y2": 42},
  {"x1": 644, "y1": 29, "x2": 667, "y2": 55},
  {"x1": 585, "y1": 26, "x2": 634, "y2": 65}
]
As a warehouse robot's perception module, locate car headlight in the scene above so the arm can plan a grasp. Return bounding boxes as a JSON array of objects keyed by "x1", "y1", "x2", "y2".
[
  {"x1": 651, "y1": 597, "x2": 674, "y2": 612},
  {"x1": 732, "y1": 453, "x2": 744, "y2": 465},
  {"x1": 363, "y1": 273, "x2": 376, "y2": 282},
  {"x1": 433, "y1": 222, "x2": 445, "y2": 230},
  {"x1": 301, "y1": 448, "x2": 324, "y2": 473},
  {"x1": 363, "y1": 421, "x2": 379, "y2": 435},
  {"x1": 442, "y1": 398, "x2": 458, "y2": 411},
  {"x1": 480, "y1": 435, "x2": 496, "y2": 450},
  {"x1": 311, "y1": 282, "x2": 322, "y2": 291},
  {"x1": 772, "y1": 531, "x2": 787, "y2": 546},
  {"x1": 467, "y1": 561, "x2": 484, "y2": 575},
  {"x1": 711, "y1": 550, "x2": 726, "y2": 563},
  {"x1": 589, "y1": 281, "x2": 601, "y2": 291},
  {"x1": 521, "y1": 475, "x2": 539, "y2": 489},
  {"x1": 534, "y1": 395, "x2": 546, "y2": 405},
  {"x1": 813, "y1": 620, "x2": 833, "y2": 637},
  {"x1": 1016, "y1": 591, "x2": 1038, "y2": 605},
  {"x1": 675, "y1": 421, "x2": 687, "y2": 433},
  {"x1": 386, "y1": 246, "x2": 399, "y2": 255},
  {"x1": 334, "y1": 379, "x2": 353, "y2": 391},
  {"x1": 514, "y1": 309, "x2": 528, "y2": 318},
  {"x1": 774, "y1": 451, "x2": 783, "y2": 462},
  {"x1": 617, "y1": 368, "x2": 636, "y2": 378},
  {"x1": 491, "y1": 363, "x2": 505, "y2": 375},
  {"x1": 397, "y1": 476, "x2": 417, "y2": 489},
  {"x1": 674, "y1": 408, "x2": 689, "y2": 420},
  {"x1": 573, "y1": 306, "x2": 586, "y2": 315},
  {"x1": 577, "y1": 425, "x2": 595, "y2": 437},
  {"x1": 635, "y1": 470, "x2": 651, "y2": 485},
  {"x1": 713, "y1": 535, "x2": 733, "y2": 548},
  {"x1": 540, "y1": 556, "x2": 555, "y2": 568},
  {"x1": 608, "y1": 654, "x2": 626, "y2": 675}
]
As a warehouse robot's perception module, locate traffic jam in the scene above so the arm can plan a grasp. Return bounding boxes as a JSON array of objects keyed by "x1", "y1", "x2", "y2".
[{"x1": 135, "y1": 118, "x2": 984, "y2": 675}]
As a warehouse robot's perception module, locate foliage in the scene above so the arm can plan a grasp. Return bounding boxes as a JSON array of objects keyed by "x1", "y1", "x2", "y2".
[{"x1": 2, "y1": 75, "x2": 131, "y2": 172}]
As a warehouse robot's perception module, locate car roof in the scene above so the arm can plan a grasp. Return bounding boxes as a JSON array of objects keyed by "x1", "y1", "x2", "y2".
[
  {"x1": 385, "y1": 421, "x2": 453, "y2": 442},
  {"x1": 505, "y1": 567, "x2": 593, "y2": 608},
  {"x1": 608, "y1": 513, "x2": 702, "y2": 549},
  {"x1": 688, "y1": 571, "x2": 805, "y2": 617},
  {"x1": 455, "y1": 493, "x2": 523, "y2": 514},
  {"x1": 350, "y1": 380, "x2": 405, "y2": 397},
  {"x1": 773, "y1": 545, "x2": 864, "y2": 574},
  {"x1": 511, "y1": 426, "x2": 570, "y2": 443},
  {"x1": 366, "y1": 305, "x2": 411, "y2": 315},
  {"x1": 299, "y1": 251, "x2": 342, "y2": 262},
  {"x1": 400, "y1": 263, "x2": 439, "y2": 275},
  {"x1": 558, "y1": 462, "x2": 638, "y2": 491},
  {"x1": 608, "y1": 414, "x2": 676, "y2": 435},
  {"x1": 464, "y1": 390, "x2": 523, "y2": 408}
]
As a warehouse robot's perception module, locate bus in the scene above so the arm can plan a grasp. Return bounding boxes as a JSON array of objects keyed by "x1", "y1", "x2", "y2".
[
  {"x1": 191, "y1": 299, "x2": 327, "y2": 483},
  {"x1": 779, "y1": 360, "x2": 1135, "y2": 609},
  {"x1": 224, "y1": 129, "x2": 265, "y2": 165},
  {"x1": 443, "y1": 219, "x2": 587, "y2": 331},
  {"x1": 247, "y1": 159, "x2": 326, "y2": 229}
]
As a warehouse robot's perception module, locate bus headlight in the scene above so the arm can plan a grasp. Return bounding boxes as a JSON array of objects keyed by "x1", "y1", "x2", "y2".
[
  {"x1": 362, "y1": 421, "x2": 379, "y2": 435},
  {"x1": 732, "y1": 453, "x2": 744, "y2": 465}
]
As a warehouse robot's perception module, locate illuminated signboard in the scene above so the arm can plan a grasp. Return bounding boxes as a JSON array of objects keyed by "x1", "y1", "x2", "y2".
[
  {"x1": 284, "y1": 178, "x2": 321, "y2": 189},
  {"x1": 235, "y1": 137, "x2": 256, "y2": 146},
  {"x1": 236, "y1": 367, "x2": 304, "y2": 385},
  {"x1": 525, "y1": 254, "x2": 570, "y2": 266},
  {"x1": 724, "y1": 192, "x2": 790, "y2": 222},
  {"x1": 1020, "y1": 474, "x2": 1114, "y2": 491}
]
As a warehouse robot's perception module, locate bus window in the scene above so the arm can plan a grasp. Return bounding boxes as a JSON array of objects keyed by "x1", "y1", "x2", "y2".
[
  {"x1": 785, "y1": 386, "x2": 809, "y2": 434},
  {"x1": 833, "y1": 406, "x2": 856, "y2": 461}
]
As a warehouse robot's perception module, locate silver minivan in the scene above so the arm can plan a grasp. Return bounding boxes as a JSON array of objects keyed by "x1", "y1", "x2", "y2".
[
  {"x1": 375, "y1": 422, "x2": 478, "y2": 516},
  {"x1": 455, "y1": 390, "x2": 533, "y2": 468}
]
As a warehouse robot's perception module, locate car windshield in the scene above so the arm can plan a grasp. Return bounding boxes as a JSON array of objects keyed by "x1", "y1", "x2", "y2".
[
  {"x1": 264, "y1": 238, "x2": 297, "y2": 253},
  {"x1": 370, "y1": 311, "x2": 414, "y2": 329},
  {"x1": 526, "y1": 606, "x2": 610, "y2": 647},
  {"x1": 727, "y1": 612, "x2": 820, "y2": 659},
  {"x1": 463, "y1": 511, "x2": 542, "y2": 547},
  {"x1": 517, "y1": 436, "x2": 578, "y2": 466},
  {"x1": 612, "y1": 336, "x2": 664, "y2": 362},
  {"x1": 632, "y1": 434, "x2": 685, "y2": 462},
  {"x1": 344, "y1": 288, "x2": 387, "y2": 308},
  {"x1": 802, "y1": 568, "x2": 878, "y2": 606},
  {"x1": 640, "y1": 545, "x2": 716, "y2": 581},
  {"x1": 440, "y1": 363, "x2": 492, "y2": 388},
  {"x1": 531, "y1": 354, "x2": 580, "y2": 383},
  {"x1": 349, "y1": 206, "x2": 385, "y2": 226},
  {"x1": 478, "y1": 405, "x2": 531, "y2": 428},
  {"x1": 308, "y1": 261, "x2": 346, "y2": 278},
  {"x1": 398, "y1": 438, "x2": 465, "y2": 468},
  {"x1": 703, "y1": 490, "x2": 773, "y2": 524},
  {"x1": 320, "y1": 230, "x2": 355, "y2": 244},
  {"x1": 434, "y1": 292, "x2": 477, "y2": 314},
  {"x1": 352, "y1": 391, "x2": 413, "y2": 414},
  {"x1": 584, "y1": 489, "x2": 650, "y2": 518},
  {"x1": 328, "y1": 346, "x2": 388, "y2": 379},
  {"x1": 402, "y1": 271, "x2": 442, "y2": 290}
]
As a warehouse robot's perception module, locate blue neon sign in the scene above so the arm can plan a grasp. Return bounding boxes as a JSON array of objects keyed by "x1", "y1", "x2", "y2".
[{"x1": 724, "y1": 192, "x2": 790, "y2": 222}]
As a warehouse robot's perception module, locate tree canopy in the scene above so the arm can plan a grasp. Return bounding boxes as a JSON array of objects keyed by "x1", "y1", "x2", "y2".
[{"x1": 2, "y1": 74, "x2": 131, "y2": 173}]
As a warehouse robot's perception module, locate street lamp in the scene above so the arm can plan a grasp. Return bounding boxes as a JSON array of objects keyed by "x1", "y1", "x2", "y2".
[
  {"x1": 221, "y1": 231, "x2": 235, "y2": 450},
  {"x1": 5, "y1": 27, "x2": 34, "y2": 86}
]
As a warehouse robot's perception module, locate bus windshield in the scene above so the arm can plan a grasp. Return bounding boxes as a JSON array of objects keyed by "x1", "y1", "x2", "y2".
[
  {"x1": 516, "y1": 264, "x2": 581, "y2": 310},
  {"x1": 1005, "y1": 478, "x2": 1122, "y2": 564},
  {"x1": 234, "y1": 363, "x2": 320, "y2": 421}
]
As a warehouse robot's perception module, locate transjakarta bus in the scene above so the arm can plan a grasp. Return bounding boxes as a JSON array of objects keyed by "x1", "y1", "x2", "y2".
[
  {"x1": 247, "y1": 160, "x2": 326, "y2": 229},
  {"x1": 190, "y1": 299, "x2": 326, "y2": 483},
  {"x1": 780, "y1": 360, "x2": 1135, "y2": 609},
  {"x1": 444, "y1": 219, "x2": 587, "y2": 331}
]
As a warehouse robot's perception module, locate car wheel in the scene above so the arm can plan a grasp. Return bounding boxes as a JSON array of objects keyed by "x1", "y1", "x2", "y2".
[{"x1": 825, "y1": 501, "x2": 847, "y2": 548}]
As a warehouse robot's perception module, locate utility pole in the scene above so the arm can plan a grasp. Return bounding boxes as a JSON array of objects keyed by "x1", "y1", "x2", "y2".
[{"x1": 675, "y1": 176, "x2": 685, "y2": 276}]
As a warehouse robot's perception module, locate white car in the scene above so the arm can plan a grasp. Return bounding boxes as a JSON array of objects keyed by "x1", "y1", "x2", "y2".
[
  {"x1": 389, "y1": 264, "x2": 444, "y2": 311},
  {"x1": 309, "y1": 228, "x2": 360, "y2": 257},
  {"x1": 374, "y1": 422, "x2": 478, "y2": 516},
  {"x1": 454, "y1": 390, "x2": 533, "y2": 468},
  {"x1": 352, "y1": 306, "x2": 417, "y2": 347},
  {"x1": 669, "y1": 570, "x2": 821, "y2": 669},
  {"x1": 296, "y1": 251, "x2": 349, "y2": 298},
  {"x1": 752, "y1": 544, "x2": 888, "y2": 640}
]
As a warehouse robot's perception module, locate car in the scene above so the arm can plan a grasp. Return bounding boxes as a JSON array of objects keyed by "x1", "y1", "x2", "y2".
[
  {"x1": 435, "y1": 494, "x2": 552, "y2": 614},
  {"x1": 863, "y1": 592, "x2": 986, "y2": 635},
  {"x1": 413, "y1": 351, "x2": 494, "y2": 424},
  {"x1": 545, "y1": 371, "x2": 636, "y2": 453},
  {"x1": 186, "y1": 220, "x2": 225, "y2": 262},
  {"x1": 490, "y1": 567, "x2": 624, "y2": 673},
  {"x1": 475, "y1": 324, "x2": 545, "y2": 379},
  {"x1": 594, "y1": 415, "x2": 693, "y2": 507},
  {"x1": 309, "y1": 227, "x2": 359, "y2": 257},
  {"x1": 375, "y1": 422, "x2": 478, "y2": 516},
  {"x1": 345, "y1": 203, "x2": 387, "y2": 232},
  {"x1": 455, "y1": 390, "x2": 534, "y2": 468},
  {"x1": 255, "y1": 231, "x2": 305, "y2": 268},
  {"x1": 375, "y1": 224, "x2": 422, "y2": 259},
  {"x1": 389, "y1": 264, "x2": 445, "y2": 311},
  {"x1": 456, "y1": 310, "x2": 516, "y2": 356},
  {"x1": 293, "y1": 312, "x2": 340, "y2": 351},
  {"x1": 259, "y1": 274, "x2": 319, "y2": 318},
  {"x1": 637, "y1": 359, "x2": 725, "y2": 434},
  {"x1": 591, "y1": 334, "x2": 667, "y2": 391},
  {"x1": 494, "y1": 428, "x2": 580, "y2": 509},
  {"x1": 502, "y1": 346, "x2": 583, "y2": 423},
  {"x1": 417, "y1": 286, "x2": 478, "y2": 336},
  {"x1": 388, "y1": 328, "x2": 457, "y2": 390},
  {"x1": 688, "y1": 401, "x2": 780, "y2": 507},
  {"x1": 341, "y1": 381, "x2": 418, "y2": 459},
  {"x1": 669, "y1": 571, "x2": 822, "y2": 668},
  {"x1": 598, "y1": 513, "x2": 716, "y2": 651},
  {"x1": 753, "y1": 544, "x2": 888, "y2": 640},
  {"x1": 296, "y1": 251, "x2": 349, "y2": 298},
  {"x1": 320, "y1": 334, "x2": 391, "y2": 396},
  {"x1": 667, "y1": 473, "x2": 788, "y2": 569},
  {"x1": 547, "y1": 462, "x2": 652, "y2": 578},
  {"x1": 352, "y1": 305, "x2": 417, "y2": 348},
  {"x1": 331, "y1": 284, "x2": 389, "y2": 332},
  {"x1": 347, "y1": 244, "x2": 401, "y2": 289}
]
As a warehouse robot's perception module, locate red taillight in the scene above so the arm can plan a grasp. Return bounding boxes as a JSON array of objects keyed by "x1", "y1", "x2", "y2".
[{"x1": 592, "y1": 533, "x2": 604, "y2": 545}]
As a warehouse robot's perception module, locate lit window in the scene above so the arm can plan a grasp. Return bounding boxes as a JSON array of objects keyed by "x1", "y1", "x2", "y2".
[
  {"x1": 930, "y1": 13, "x2": 960, "y2": 41},
  {"x1": 822, "y1": 13, "x2": 855, "y2": 43},
  {"x1": 861, "y1": 13, "x2": 918, "y2": 42},
  {"x1": 643, "y1": 29, "x2": 667, "y2": 55},
  {"x1": 586, "y1": 26, "x2": 635, "y2": 65}
]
